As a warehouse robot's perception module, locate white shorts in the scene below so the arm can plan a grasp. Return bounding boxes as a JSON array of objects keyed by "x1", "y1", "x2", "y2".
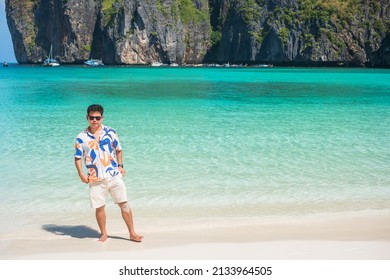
[{"x1": 89, "y1": 175, "x2": 128, "y2": 208}]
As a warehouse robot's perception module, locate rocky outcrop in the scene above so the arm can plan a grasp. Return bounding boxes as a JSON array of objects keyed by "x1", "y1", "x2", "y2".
[
  {"x1": 371, "y1": 34, "x2": 390, "y2": 67},
  {"x1": 95, "y1": 0, "x2": 210, "y2": 64},
  {"x1": 5, "y1": 0, "x2": 390, "y2": 67},
  {"x1": 6, "y1": 0, "x2": 99, "y2": 63},
  {"x1": 6, "y1": 0, "x2": 210, "y2": 64},
  {"x1": 209, "y1": 0, "x2": 390, "y2": 67}
]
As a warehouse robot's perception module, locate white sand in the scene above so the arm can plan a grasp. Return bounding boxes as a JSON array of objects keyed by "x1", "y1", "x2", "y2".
[{"x1": 1, "y1": 209, "x2": 389, "y2": 260}]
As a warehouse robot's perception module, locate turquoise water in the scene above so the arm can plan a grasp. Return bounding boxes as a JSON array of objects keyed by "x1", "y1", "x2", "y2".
[{"x1": 0, "y1": 65, "x2": 390, "y2": 234}]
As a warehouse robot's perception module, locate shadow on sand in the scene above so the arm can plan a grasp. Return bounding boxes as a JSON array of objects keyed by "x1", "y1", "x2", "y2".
[{"x1": 42, "y1": 224, "x2": 129, "y2": 241}]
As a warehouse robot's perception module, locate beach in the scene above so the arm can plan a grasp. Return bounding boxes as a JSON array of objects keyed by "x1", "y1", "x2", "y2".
[{"x1": 1, "y1": 209, "x2": 389, "y2": 260}]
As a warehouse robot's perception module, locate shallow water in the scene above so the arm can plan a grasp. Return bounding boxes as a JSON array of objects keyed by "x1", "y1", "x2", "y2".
[{"x1": 0, "y1": 65, "x2": 389, "y2": 234}]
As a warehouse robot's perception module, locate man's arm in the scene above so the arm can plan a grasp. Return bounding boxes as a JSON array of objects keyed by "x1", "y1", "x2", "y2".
[
  {"x1": 116, "y1": 149, "x2": 126, "y2": 176},
  {"x1": 75, "y1": 158, "x2": 89, "y2": 183}
]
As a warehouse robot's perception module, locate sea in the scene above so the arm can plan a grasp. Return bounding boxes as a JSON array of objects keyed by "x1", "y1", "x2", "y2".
[{"x1": 0, "y1": 65, "x2": 389, "y2": 237}]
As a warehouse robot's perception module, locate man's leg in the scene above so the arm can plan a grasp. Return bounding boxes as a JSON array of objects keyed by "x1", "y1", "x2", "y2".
[
  {"x1": 118, "y1": 202, "x2": 143, "y2": 242},
  {"x1": 96, "y1": 205, "x2": 108, "y2": 242}
]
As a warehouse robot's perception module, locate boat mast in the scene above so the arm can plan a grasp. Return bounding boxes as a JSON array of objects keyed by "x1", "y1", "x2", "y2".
[{"x1": 49, "y1": 44, "x2": 53, "y2": 60}]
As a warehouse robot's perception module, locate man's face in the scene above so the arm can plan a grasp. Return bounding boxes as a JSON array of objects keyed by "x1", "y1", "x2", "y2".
[{"x1": 87, "y1": 111, "x2": 103, "y2": 125}]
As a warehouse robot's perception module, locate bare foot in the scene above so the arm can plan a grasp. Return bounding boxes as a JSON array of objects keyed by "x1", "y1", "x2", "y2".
[
  {"x1": 98, "y1": 234, "x2": 108, "y2": 242},
  {"x1": 130, "y1": 234, "x2": 143, "y2": 242}
]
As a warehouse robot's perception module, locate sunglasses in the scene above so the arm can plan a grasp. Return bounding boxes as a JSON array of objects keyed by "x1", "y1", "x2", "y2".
[{"x1": 88, "y1": 116, "x2": 102, "y2": 121}]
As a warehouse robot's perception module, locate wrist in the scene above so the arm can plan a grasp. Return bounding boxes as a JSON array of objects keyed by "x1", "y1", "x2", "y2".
[{"x1": 118, "y1": 164, "x2": 124, "y2": 168}]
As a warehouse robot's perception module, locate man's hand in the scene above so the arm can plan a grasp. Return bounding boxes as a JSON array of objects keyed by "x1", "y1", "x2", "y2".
[
  {"x1": 75, "y1": 158, "x2": 89, "y2": 184},
  {"x1": 119, "y1": 166, "x2": 126, "y2": 177},
  {"x1": 79, "y1": 173, "x2": 89, "y2": 184}
]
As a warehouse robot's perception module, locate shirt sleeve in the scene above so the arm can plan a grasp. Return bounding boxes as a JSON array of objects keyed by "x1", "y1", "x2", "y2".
[
  {"x1": 74, "y1": 137, "x2": 83, "y2": 158},
  {"x1": 113, "y1": 132, "x2": 122, "y2": 151}
]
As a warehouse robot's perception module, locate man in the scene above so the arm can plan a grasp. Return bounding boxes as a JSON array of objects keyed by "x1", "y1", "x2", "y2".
[{"x1": 74, "y1": 104, "x2": 143, "y2": 242}]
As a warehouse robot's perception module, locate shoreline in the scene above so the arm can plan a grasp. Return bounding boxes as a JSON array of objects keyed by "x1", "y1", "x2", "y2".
[
  {"x1": 3, "y1": 62, "x2": 390, "y2": 69},
  {"x1": 1, "y1": 209, "x2": 389, "y2": 260}
]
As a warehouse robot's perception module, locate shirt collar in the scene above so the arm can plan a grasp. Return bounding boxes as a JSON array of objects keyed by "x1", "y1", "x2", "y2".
[{"x1": 85, "y1": 124, "x2": 105, "y2": 139}]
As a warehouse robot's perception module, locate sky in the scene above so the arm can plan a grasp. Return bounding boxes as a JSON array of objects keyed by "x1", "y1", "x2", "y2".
[{"x1": 1, "y1": 0, "x2": 17, "y2": 62}]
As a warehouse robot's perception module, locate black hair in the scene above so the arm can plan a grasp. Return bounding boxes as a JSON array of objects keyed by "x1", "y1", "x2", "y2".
[{"x1": 87, "y1": 104, "x2": 104, "y2": 115}]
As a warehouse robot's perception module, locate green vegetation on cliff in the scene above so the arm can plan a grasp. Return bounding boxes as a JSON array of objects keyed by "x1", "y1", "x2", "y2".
[
  {"x1": 178, "y1": 0, "x2": 208, "y2": 24},
  {"x1": 271, "y1": 0, "x2": 389, "y2": 44},
  {"x1": 240, "y1": 0, "x2": 266, "y2": 45},
  {"x1": 102, "y1": 0, "x2": 123, "y2": 26},
  {"x1": 15, "y1": 0, "x2": 39, "y2": 55},
  {"x1": 155, "y1": 0, "x2": 206, "y2": 25},
  {"x1": 238, "y1": 0, "x2": 389, "y2": 62}
]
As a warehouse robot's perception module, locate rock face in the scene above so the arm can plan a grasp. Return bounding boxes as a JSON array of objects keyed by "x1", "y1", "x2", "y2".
[
  {"x1": 5, "y1": 0, "x2": 390, "y2": 67},
  {"x1": 6, "y1": 0, "x2": 99, "y2": 63},
  {"x1": 96, "y1": 0, "x2": 210, "y2": 64},
  {"x1": 208, "y1": 0, "x2": 390, "y2": 67}
]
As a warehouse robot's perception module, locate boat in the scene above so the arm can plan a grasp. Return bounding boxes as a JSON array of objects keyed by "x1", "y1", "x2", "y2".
[
  {"x1": 151, "y1": 62, "x2": 163, "y2": 67},
  {"x1": 84, "y1": 59, "x2": 104, "y2": 67},
  {"x1": 3, "y1": 62, "x2": 8, "y2": 67},
  {"x1": 255, "y1": 64, "x2": 273, "y2": 68},
  {"x1": 43, "y1": 45, "x2": 60, "y2": 67}
]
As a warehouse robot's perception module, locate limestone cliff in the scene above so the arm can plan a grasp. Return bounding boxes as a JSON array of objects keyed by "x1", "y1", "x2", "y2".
[
  {"x1": 6, "y1": 0, "x2": 99, "y2": 63},
  {"x1": 5, "y1": 0, "x2": 210, "y2": 64},
  {"x1": 208, "y1": 0, "x2": 390, "y2": 67},
  {"x1": 5, "y1": 0, "x2": 390, "y2": 66}
]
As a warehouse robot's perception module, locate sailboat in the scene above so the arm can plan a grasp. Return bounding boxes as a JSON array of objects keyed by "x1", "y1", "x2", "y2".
[{"x1": 43, "y1": 44, "x2": 60, "y2": 67}]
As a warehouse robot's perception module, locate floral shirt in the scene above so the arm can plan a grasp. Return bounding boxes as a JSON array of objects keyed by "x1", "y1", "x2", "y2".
[{"x1": 74, "y1": 125, "x2": 122, "y2": 182}]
